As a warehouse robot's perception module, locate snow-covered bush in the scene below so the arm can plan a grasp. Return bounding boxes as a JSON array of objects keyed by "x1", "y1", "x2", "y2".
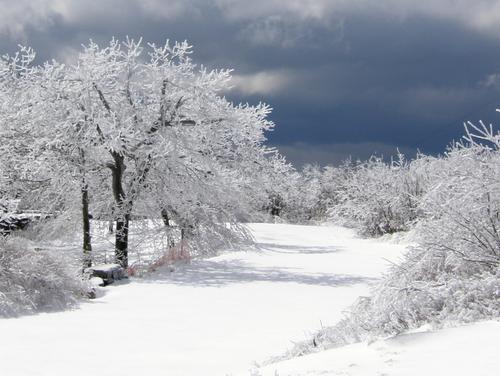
[
  {"x1": 0, "y1": 237, "x2": 88, "y2": 317},
  {"x1": 328, "y1": 153, "x2": 430, "y2": 236},
  {"x1": 288, "y1": 243, "x2": 498, "y2": 358},
  {"x1": 285, "y1": 267, "x2": 499, "y2": 359},
  {"x1": 275, "y1": 165, "x2": 325, "y2": 223},
  {"x1": 417, "y1": 130, "x2": 500, "y2": 274},
  {"x1": 292, "y1": 241, "x2": 499, "y2": 354},
  {"x1": 275, "y1": 163, "x2": 359, "y2": 224}
]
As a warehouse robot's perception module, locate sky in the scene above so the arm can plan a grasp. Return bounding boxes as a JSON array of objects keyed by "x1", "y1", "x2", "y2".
[{"x1": 2, "y1": 0, "x2": 500, "y2": 166}]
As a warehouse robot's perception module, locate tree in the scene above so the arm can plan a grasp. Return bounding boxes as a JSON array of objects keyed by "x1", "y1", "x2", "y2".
[
  {"x1": 0, "y1": 47, "x2": 38, "y2": 202},
  {"x1": 1, "y1": 39, "x2": 283, "y2": 268},
  {"x1": 0, "y1": 46, "x2": 109, "y2": 267}
]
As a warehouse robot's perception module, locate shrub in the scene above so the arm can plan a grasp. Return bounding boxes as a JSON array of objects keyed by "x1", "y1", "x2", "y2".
[
  {"x1": 286, "y1": 249, "x2": 499, "y2": 359},
  {"x1": 328, "y1": 154, "x2": 430, "y2": 236},
  {"x1": 0, "y1": 237, "x2": 88, "y2": 317}
]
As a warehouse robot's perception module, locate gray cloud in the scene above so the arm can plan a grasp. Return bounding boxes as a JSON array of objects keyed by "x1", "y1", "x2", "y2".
[
  {"x1": 1, "y1": 0, "x2": 500, "y2": 166},
  {"x1": 229, "y1": 69, "x2": 296, "y2": 96},
  {"x1": 213, "y1": 0, "x2": 500, "y2": 37},
  {"x1": 5, "y1": 1, "x2": 500, "y2": 43}
]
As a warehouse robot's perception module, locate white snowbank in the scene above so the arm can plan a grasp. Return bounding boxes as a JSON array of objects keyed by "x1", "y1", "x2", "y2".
[{"x1": 252, "y1": 320, "x2": 500, "y2": 376}]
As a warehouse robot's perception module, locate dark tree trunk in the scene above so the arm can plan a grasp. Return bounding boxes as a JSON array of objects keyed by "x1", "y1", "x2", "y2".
[
  {"x1": 161, "y1": 208, "x2": 176, "y2": 248},
  {"x1": 115, "y1": 213, "x2": 130, "y2": 268},
  {"x1": 110, "y1": 152, "x2": 131, "y2": 268},
  {"x1": 82, "y1": 182, "x2": 92, "y2": 268},
  {"x1": 161, "y1": 208, "x2": 170, "y2": 227}
]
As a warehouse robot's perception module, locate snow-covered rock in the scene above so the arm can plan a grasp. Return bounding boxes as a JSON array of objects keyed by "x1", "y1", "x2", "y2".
[{"x1": 85, "y1": 263, "x2": 126, "y2": 285}]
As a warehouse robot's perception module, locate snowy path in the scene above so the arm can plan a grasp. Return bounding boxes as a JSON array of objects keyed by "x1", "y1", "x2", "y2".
[{"x1": 0, "y1": 224, "x2": 404, "y2": 376}]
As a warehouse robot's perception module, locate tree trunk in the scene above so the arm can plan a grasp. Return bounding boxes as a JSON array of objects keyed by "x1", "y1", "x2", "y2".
[
  {"x1": 161, "y1": 208, "x2": 170, "y2": 227},
  {"x1": 161, "y1": 208, "x2": 176, "y2": 248},
  {"x1": 115, "y1": 213, "x2": 130, "y2": 268},
  {"x1": 82, "y1": 181, "x2": 92, "y2": 269},
  {"x1": 110, "y1": 152, "x2": 131, "y2": 268}
]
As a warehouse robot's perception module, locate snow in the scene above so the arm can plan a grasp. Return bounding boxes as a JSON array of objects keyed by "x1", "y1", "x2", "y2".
[
  {"x1": 0, "y1": 223, "x2": 496, "y2": 375},
  {"x1": 89, "y1": 276, "x2": 105, "y2": 287},
  {"x1": 252, "y1": 320, "x2": 500, "y2": 376},
  {"x1": 87, "y1": 263, "x2": 122, "y2": 272}
]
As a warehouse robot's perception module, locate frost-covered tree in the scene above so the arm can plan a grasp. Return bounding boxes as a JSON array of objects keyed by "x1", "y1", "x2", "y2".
[
  {"x1": 66, "y1": 39, "x2": 278, "y2": 266},
  {"x1": 326, "y1": 153, "x2": 429, "y2": 236},
  {"x1": 0, "y1": 46, "x2": 108, "y2": 267},
  {"x1": 1, "y1": 39, "x2": 281, "y2": 268},
  {"x1": 0, "y1": 47, "x2": 38, "y2": 201}
]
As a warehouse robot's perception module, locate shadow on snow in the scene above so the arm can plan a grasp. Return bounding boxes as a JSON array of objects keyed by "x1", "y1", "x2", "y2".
[
  {"x1": 255, "y1": 242, "x2": 346, "y2": 255},
  {"x1": 137, "y1": 259, "x2": 376, "y2": 288}
]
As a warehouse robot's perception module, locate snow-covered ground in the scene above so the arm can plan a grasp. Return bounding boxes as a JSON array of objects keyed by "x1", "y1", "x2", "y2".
[
  {"x1": 253, "y1": 320, "x2": 500, "y2": 376},
  {"x1": 0, "y1": 223, "x2": 497, "y2": 375}
]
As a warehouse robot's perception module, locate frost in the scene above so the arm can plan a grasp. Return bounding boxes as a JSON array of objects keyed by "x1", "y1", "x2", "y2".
[{"x1": 0, "y1": 237, "x2": 88, "y2": 317}]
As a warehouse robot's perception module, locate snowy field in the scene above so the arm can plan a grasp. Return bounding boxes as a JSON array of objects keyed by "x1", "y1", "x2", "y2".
[{"x1": 0, "y1": 223, "x2": 497, "y2": 375}]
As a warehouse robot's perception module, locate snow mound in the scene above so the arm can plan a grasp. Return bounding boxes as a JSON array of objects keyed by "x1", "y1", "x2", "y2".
[{"x1": 251, "y1": 320, "x2": 500, "y2": 376}]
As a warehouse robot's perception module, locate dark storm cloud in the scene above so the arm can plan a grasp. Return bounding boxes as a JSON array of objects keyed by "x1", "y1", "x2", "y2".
[{"x1": 2, "y1": 0, "x2": 500, "y2": 166}]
